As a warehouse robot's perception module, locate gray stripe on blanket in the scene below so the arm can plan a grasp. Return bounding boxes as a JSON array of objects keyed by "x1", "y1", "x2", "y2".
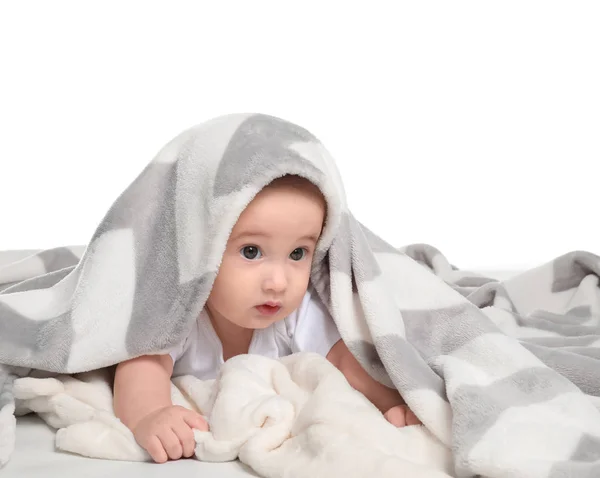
[
  {"x1": 517, "y1": 311, "x2": 600, "y2": 336},
  {"x1": 347, "y1": 338, "x2": 447, "y2": 400},
  {"x1": 567, "y1": 305, "x2": 593, "y2": 318},
  {"x1": 126, "y1": 272, "x2": 216, "y2": 356},
  {"x1": 531, "y1": 309, "x2": 597, "y2": 325},
  {"x1": 0, "y1": 282, "x2": 19, "y2": 294},
  {"x1": 400, "y1": 243, "x2": 444, "y2": 269},
  {"x1": 213, "y1": 114, "x2": 322, "y2": 198},
  {"x1": 465, "y1": 282, "x2": 518, "y2": 312},
  {"x1": 373, "y1": 336, "x2": 448, "y2": 400},
  {"x1": 0, "y1": 303, "x2": 73, "y2": 370},
  {"x1": 523, "y1": 334, "x2": 600, "y2": 348},
  {"x1": 552, "y1": 251, "x2": 600, "y2": 293},
  {"x1": 452, "y1": 367, "x2": 586, "y2": 474},
  {"x1": 348, "y1": 303, "x2": 502, "y2": 402},
  {"x1": 520, "y1": 342, "x2": 600, "y2": 396},
  {"x1": 0, "y1": 267, "x2": 74, "y2": 294},
  {"x1": 356, "y1": 303, "x2": 527, "y2": 400},
  {"x1": 338, "y1": 213, "x2": 383, "y2": 284},
  {"x1": 88, "y1": 162, "x2": 176, "y2": 240},
  {"x1": 549, "y1": 434, "x2": 600, "y2": 478},
  {"x1": 571, "y1": 433, "x2": 600, "y2": 462},
  {"x1": 312, "y1": 213, "x2": 386, "y2": 296},
  {"x1": 0, "y1": 366, "x2": 15, "y2": 411},
  {"x1": 401, "y1": 303, "x2": 496, "y2": 358},
  {"x1": 81, "y1": 160, "x2": 197, "y2": 357}
]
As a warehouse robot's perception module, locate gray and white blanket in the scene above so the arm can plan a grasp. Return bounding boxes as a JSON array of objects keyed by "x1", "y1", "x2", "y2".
[{"x1": 1, "y1": 113, "x2": 599, "y2": 477}]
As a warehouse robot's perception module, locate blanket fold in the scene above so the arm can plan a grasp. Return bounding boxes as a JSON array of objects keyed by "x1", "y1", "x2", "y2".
[
  {"x1": 1, "y1": 113, "x2": 600, "y2": 477},
  {"x1": 9, "y1": 353, "x2": 454, "y2": 477}
]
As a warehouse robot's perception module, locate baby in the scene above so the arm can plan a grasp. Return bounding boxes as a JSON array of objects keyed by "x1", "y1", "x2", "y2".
[{"x1": 113, "y1": 174, "x2": 420, "y2": 464}]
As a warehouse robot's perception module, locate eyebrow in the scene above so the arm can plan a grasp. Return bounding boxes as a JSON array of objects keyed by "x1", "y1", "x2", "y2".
[{"x1": 231, "y1": 231, "x2": 319, "y2": 243}]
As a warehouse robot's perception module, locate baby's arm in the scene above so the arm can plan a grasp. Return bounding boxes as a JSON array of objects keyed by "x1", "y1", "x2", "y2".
[
  {"x1": 114, "y1": 354, "x2": 173, "y2": 428},
  {"x1": 113, "y1": 354, "x2": 208, "y2": 462},
  {"x1": 326, "y1": 340, "x2": 421, "y2": 426}
]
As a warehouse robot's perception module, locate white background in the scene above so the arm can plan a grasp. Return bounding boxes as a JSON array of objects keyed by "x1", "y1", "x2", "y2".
[{"x1": 0, "y1": 1, "x2": 598, "y2": 270}]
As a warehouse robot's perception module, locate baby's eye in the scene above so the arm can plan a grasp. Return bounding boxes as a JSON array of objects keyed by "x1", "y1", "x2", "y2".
[
  {"x1": 289, "y1": 248, "x2": 306, "y2": 261},
  {"x1": 240, "y1": 246, "x2": 262, "y2": 260}
]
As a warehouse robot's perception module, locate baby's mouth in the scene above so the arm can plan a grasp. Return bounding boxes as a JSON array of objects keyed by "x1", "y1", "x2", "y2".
[{"x1": 255, "y1": 303, "x2": 282, "y2": 316}]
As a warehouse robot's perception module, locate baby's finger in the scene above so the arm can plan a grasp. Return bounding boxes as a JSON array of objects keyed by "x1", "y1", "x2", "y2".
[
  {"x1": 145, "y1": 435, "x2": 169, "y2": 464},
  {"x1": 159, "y1": 428, "x2": 184, "y2": 460},
  {"x1": 183, "y1": 411, "x2": 209, "y2": 432},
  {"x1": 384, "y1": 406, "x2": 407, "y2": 427},
  {"x1": 405, "y1": 407, "x2": 422, "y2": 426},
  {"x1": 172, "y1": 421, "x2": 196, "y2": 458}
]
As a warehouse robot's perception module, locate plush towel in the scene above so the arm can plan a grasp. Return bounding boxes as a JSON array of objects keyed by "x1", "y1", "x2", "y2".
[
  {"x1": 11, "y1": 353, "x2": 454, "y2": 477},
  {"x1": 1, "y1": 113, "x2": 600, "y2": 477}
]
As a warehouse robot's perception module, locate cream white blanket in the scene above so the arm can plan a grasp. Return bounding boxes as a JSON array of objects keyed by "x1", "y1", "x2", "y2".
[{"x1": 12, "y1": 353, "x2": 453, "y2": 478}]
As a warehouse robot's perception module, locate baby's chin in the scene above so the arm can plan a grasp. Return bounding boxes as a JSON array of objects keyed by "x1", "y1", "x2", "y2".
[
  {"x1": 242, "y1": 309, "x2": 290, "y2": 329},
  {"x1": 244, "y1": 316, "x2": 284, "y2": 329}
]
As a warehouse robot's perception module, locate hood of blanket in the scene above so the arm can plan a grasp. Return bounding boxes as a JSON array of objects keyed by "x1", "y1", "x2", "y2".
[
  {"x1": 0, "y1": 113, "x2": 352, "y2": 373},
  {"x1": 112, "y1": 113, "x2": 348, "y2": 357}
]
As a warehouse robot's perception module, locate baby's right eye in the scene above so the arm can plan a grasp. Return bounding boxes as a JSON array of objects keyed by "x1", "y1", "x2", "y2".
[{"x1": 240, "y1": 246, "x2": 262, "y2": 260}]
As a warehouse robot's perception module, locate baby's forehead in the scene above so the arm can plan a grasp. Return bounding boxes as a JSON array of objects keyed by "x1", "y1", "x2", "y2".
[
  {"x1": 226, "y1": 175, "x2": 326, "y2": 237},
  {"x1": 230, "y1": 208, "x2": 322, "y2": 243},
  {"x1": 231, "y1": 222, "x2": 320, "y2": 241}
]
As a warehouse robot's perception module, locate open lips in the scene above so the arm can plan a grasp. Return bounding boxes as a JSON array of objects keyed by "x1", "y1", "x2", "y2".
[{"x1": 255, "y1": 301, "x2": 282, "y2": 316}]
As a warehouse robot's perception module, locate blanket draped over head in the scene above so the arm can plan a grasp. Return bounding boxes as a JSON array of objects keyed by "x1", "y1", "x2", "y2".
[{"x1": 1, "y1": 113, "x2": 600, "y2": 478}]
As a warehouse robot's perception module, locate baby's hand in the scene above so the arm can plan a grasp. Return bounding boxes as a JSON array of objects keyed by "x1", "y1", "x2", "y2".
[
  {"x1": 132, "y1": 405, "x2": 209, "y2": 463},
  {"x1": 384, "y1": 404, "x2": 421, "y2": 427}
]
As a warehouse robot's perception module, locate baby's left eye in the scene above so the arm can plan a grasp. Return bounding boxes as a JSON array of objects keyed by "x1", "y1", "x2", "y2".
[{"x1": 289, "y1": 248, "x2": 306, "y2": 261}]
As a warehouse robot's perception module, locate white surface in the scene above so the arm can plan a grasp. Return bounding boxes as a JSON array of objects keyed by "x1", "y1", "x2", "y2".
[
  {"x1": 0, "y1": 3, "x2": 598, "y2": 269},
  {"x1": 4, "y1": 415, "x2": 258, "y2": 478}
]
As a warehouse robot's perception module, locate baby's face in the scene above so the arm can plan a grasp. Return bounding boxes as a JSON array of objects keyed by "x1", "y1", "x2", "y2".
[{"x1": 206, "y1": 183, "x2": 325, "y2": 330}]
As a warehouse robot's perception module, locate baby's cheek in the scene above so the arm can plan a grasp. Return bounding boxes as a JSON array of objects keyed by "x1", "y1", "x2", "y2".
[{"x1": 287, "y1": 291, "x2": 306, "y2": 313}]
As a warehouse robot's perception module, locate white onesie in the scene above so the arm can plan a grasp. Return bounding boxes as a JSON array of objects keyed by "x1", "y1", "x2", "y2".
[{"x1": 169, "y1": 286, "x2": 341, "y2": 380}]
